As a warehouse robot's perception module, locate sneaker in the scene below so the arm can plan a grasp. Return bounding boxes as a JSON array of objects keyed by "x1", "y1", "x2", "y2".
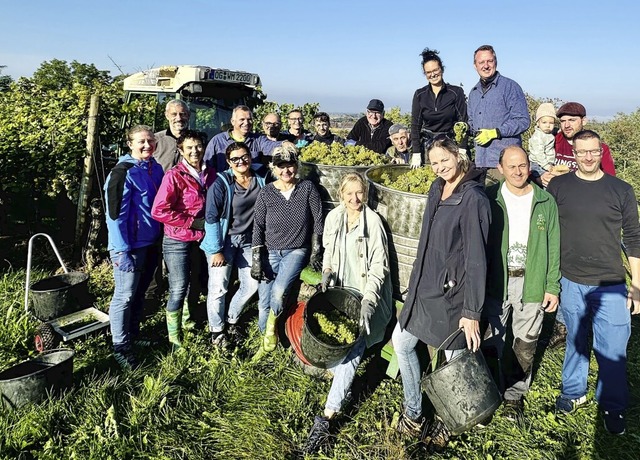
[
  {"x1": 211, "y1": 331, "x2": 227, "y2": 348},
  {"x1": 555, "y1": 395, "x2": 588, "y2": 415},
  {"x1": 548, "y1": 321, "x2": 567, "y2": 349},
  {"x1": 303, "y1": 415, "x2": 331, "y2": 454},
  {"x1": 133, "y1": 338, "x2": 157, "y2": 348},
  {"x1": 502, "y1": 398, "x2": 524, "y2": 422},
  {"x1": 396, "y1": 412, "x2": 424, "y2": 438},
  {"x1": 422, "y1": 418, "x2": 450, "y2": 453},
  {"x1": 114, "y1": 349, "x2": 139, "y2": 370},
  {"x1": 603, "y1": 410, "x2": 626, "y2": 435}
]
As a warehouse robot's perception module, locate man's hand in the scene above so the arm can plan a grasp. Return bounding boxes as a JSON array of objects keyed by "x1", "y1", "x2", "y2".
[
  {"x1": 458, "y1": 317, "x2": 480, "y2": 352},
  {"x1": 360, "y1": 299, "x2": 375, "y2": 335},
  {"x1": 542, "y1": 293, "x2": 559, "y2": 312},
  {"x1": 210, "y1": 253, "x2": 226, "y2": 268},
  {"x1": 474, "y1": 128, "x2": 499, "y2": 146},
  {"x1": 410, "y1": 153, "x2": 421, "y2": 169},
  {"x1": 540, "y1": 170, "x2": 559, "y2": 187},
  {"x1": 627, "y1": 284, "x2": 640, "y2": 314}
]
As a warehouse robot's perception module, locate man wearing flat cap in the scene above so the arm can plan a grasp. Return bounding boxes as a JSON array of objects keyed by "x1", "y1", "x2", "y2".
[
  {"x1": 385, "y1": 124, "x2": 412, "y2": 164},
  {"x1": 346, "y1": 99, "x2": 393, "y2": 154},
  {"x1": 539, "y1": 102, "x2": 616, "y2": 188}
]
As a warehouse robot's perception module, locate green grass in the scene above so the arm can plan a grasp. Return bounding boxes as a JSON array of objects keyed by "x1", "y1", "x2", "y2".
[{"x1": 1, "y1": 263, "x2": 639, "y2": 459}]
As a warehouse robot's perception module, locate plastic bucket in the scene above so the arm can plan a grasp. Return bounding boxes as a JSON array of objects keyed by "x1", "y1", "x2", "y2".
[
  {"x1": 29, "y1": 272, "x2": 89, "y2": 321},
  {"x1": 300, "y1": 287, "x2": 362, "y2": 369},
  {"x1": 0, "y1": 349, "x2": 75, "y2": 411},
  {"x1": 421, "y1": 348, "x2": 501, "y2": 435},
  {"x1": 284, "y1": 301, "x2": 312, "y2": 366}
]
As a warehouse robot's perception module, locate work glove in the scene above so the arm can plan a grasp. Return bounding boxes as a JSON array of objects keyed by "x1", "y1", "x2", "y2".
[
  {"x1": 250, "y1": 247, "x2": 267, "y2": 281},
  {"x1": 453, "y1": 122, "x2": 469, "y2": 145},
  {"x1": 360, "y1": 299, "x2": 375, "y2": 335},
  {"x1": 321, "y1": 270, "x2": 335, "y2": 292},
  {"x1": 113, "y1": 251, "x2": 135, "y2": 272},
  {"x1": 190, "y1": 217, "x2": 205, "y2": 230},
  {"x1": 345, "y1": 139, "x2": 357, "y2": 147},
  {"x1": 474, "y1": 128, "x2": 499, "y2": 146},
  {"x1": 309, "y1": 234, "x2": 323, "y2": 272},
  {"x1": 410, "y1": 153, "x2": 422, "y2": 169}
]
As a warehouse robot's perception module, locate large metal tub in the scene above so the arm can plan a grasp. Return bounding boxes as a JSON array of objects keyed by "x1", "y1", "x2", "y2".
[
  {"x1": 299, "y1": 162, "x2": 371, "y2": 213},
  {"x1": 365, "y1": 165, "x2": 428, "y2": 300}
]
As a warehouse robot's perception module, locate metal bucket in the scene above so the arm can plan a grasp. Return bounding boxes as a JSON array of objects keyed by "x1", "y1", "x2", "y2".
[
  {"x1": 300, "y1": 287, "x2": 362, "y2": 369},
  {"x1": 421, "y1": 349, "x2": 501, "y2": 435},
  {"x1": 0, "y1": 349, "x2": 75, "y2": 410},
  {"x1": 29, "y1": 272, "x2": 89, "y2": 321},
  {"x1": 365, "y1": 165, "x2": 427, "y2": 300},
  {"x1": 299, "y1": 162, "x2": 371, "y2": 213}
]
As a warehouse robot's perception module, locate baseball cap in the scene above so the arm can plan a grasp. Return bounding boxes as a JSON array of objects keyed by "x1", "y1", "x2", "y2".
[
  {"x1": 388, "y1": 123, "x2": 408, "y2": 136},
  {"x1": 366, "y1": 99, "x2": 384, "y2": 112}
]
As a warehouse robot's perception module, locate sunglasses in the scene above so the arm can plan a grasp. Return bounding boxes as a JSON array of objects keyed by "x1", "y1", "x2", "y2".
[
  {"x1": 228, "y1": 154, "x2": 251, "y2": 165},
  {"x1": 425, "y1": 133, "x2": 452, "y2": 151}
]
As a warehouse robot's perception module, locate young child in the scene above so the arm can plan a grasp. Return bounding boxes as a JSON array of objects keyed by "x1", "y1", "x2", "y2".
[{"x1": 528, "y1": 103, "x2": 557, "y2": 171}]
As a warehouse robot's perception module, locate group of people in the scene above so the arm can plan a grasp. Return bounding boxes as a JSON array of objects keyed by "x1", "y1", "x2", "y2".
[{"x1": 102, "y1": 43, "x2": 640, "y2": 455}]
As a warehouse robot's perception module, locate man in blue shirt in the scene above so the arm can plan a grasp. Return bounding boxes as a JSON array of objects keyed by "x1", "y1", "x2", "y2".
[{"x1": 468, "y1": 45, "x2": 529, "y2": 179}]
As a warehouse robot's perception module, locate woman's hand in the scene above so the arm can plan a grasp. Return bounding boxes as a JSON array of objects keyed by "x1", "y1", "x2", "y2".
[
  {"x1": 210, "y1": 253, "x2": 226, "y2": 267},
  {"x1": 458, "y1": 317, "x2": 480, "y2": 352}
]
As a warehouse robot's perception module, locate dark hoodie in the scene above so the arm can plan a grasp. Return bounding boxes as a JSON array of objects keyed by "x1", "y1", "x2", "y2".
[{"x1": 399, "y1": 168, "x2": 491, "y2": 349}]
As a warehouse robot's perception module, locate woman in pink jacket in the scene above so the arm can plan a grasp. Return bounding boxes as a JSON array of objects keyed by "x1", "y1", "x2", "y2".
[{"x1": 152, "y1": 130, "x2": 216, "y2": 349}]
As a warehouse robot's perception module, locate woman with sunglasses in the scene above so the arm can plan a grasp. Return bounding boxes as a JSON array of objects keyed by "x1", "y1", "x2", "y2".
[
  {"x1": 251, "y1": 141, "x2": 324, "y2": 354},
  {"x1": 410, "y1": 48, "x2": 468, "y2": 167},
  {"x1": 392, "y1": 136, "x2": 490, "y2": 452},
  {"x1": 201, "y1": 142, "x2": 268, "y2": 347}
]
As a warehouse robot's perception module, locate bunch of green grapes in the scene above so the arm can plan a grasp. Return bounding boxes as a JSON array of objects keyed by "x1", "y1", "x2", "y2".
[
  {"x1": 313, "y1": 310, "x2": 359, "y2": 345},
  {"x1": 300, "y1": 141, "x2": 389, "y2": 166},
  {"x1": 454, "y1": 122, "x2": 468, "y2": 145},
  {"x1": 379, "y1": 167, "x2": 437, "y2": 195}
]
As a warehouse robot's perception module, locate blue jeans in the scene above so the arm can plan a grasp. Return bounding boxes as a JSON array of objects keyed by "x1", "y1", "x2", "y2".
[
  {"x1": 205, "y1": 233, "x2": 258, "y2": 333},
  {"x1": 560, "y1": 277, "x2": 630, "y2": 412},
  {"x1": 325, "y1": 336, "x2": 366, "y2": 413},
  {"x1": 163, "y1": 236, "x2": 204, "y2": 313},
  {"x1": 392, "y1": 324, "x2": 422, "y2": 419},
  {"x1": 257, "y1": 247, "x2": 309, "y2": 332},
  {"x1": 109, "y1": 245, "x2": 158, "y2": 352}
]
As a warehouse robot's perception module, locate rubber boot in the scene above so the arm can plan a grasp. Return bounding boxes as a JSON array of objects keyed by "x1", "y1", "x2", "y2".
[
  {"x1": 181, "y1": 299, "x2": 196, "y2": 330},
  {"x1": 166, "y1": 310, "x2": 182, "y2": 351},
  {"x1": 262, "y1": 310, "x2": 278, "y2": 352}
]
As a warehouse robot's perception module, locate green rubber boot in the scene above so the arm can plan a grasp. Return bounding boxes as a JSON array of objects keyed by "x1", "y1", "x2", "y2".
[
  {"x1": 181, "y1": 299, "x2": 196, "y2": 330},
  {"x1": 262, "y1": 310, "x2": 278, "y2": 352},
  {"x1": 166, "y1": 310, "x2": 182, "y2": 350}
]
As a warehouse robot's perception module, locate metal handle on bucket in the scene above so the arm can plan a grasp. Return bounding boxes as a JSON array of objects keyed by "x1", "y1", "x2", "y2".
[
  {"x1": 24, "y1": 233, "x2": 69, "y2": 313},
  {"x1": 426, "y1": 327, "x2": 465, "y2": 372}
]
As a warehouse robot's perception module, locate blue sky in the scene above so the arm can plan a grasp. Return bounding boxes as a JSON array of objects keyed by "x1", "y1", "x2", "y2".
[{"x1": 2, "y1": 0, "x2": 639, "y2": 119}]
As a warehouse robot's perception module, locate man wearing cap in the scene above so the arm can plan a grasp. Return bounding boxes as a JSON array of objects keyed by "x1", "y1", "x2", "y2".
[
  {"x1": 311, "y1": 112, "x2": 344, "y2": 146},
  {"x1": 346, "y1": 99, "x2": 393, "y2": 154},
  {"x1": 468, "y1": 45, "x2": 530, "y2": 175},
  {"x1": 539, "y1": 102, "x2": 616, "y2": 187},
  {"x1": 204, "y1": 105, "x2": 263, "y2": 172},
  {"x1": 546, "y1": 129, "x2": 640, "y2": 436},
  {"x1": 386, "y1": 124, "x2": 412, "y2": 164}
]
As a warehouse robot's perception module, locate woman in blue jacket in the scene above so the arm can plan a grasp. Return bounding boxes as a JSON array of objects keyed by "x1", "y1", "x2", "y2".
[
  {"x1": 201, "y1": 142, "x2": 267, "y2": 346},
  {"x1": 104, "y1": 125, "x2": 164, "y2": 369}
]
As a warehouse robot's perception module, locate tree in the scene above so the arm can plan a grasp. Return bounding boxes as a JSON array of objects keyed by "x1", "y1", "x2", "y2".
[{"x1": 0, "y1": 65, "x2": 12, "y2": 92}]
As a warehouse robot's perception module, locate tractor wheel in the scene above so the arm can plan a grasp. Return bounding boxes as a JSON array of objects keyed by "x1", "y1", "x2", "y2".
[{"x1": 35, "y1": 323, "x2": 60, "y2": 352}]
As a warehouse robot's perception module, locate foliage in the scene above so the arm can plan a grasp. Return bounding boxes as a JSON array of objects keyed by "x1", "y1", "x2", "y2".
[
  {"x1": 384, "y1": 106, "x2": 412, "y2": 127},
  {"x1": 0, "y1": 60, "x2": 123, "y2": 205},
  {"x1": 253, "y1": 100, "x2": 320, "y2": 133}
]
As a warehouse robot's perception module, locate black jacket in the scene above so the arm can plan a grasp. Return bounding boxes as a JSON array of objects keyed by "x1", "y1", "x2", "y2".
[
  {"x1": 399, "y1": 168, "x2": 490, "y2": 349},
  {"x1": 347, "y1": 117, "x2": 393, "y2": 154}
]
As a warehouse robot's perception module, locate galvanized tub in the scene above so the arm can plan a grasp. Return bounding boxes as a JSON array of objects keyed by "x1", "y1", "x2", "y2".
[
  {"x1": 299, "y1": 162, "x2": 370, "y2": 213},
  {"x1": 365, "y1": 165, "x2": 428, "y2": 300}
]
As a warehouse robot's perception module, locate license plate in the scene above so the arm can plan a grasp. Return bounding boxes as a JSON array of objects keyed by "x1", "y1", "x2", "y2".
[{"x1": 212, "y1": 70, "x2": 257, "y2": 85}]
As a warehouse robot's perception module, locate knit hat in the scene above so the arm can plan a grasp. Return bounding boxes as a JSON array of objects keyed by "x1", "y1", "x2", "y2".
[
  {"x1": 536, "y1": 103, "x2": 557, "y2": 122},
  {"x1": 556, "y1": 102, "x2": 586, "y2": 118}
]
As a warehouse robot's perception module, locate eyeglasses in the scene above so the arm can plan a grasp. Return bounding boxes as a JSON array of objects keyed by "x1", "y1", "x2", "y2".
[
  {"x1": 228, "y1": 154, "x2": 251, "y2": 165},
  {"x1": 366, "y1": 110, "x2": 382, "y2": 117},
  {"x1": 425, "y1": 68, "x2": 442, "y2": 77},
  {"x1": 573, "y1": 148, "x2": 602, "y2": 157},
  {"x1": 263, "y1": 122, "x2": 281, "y2": 127},
  {"x1": 288, "y1": 117, "x2": 303, "y2": 122}
]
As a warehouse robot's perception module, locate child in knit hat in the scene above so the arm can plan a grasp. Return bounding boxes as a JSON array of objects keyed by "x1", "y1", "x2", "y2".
[{"x1": 528, "y1": 103, "x2": 557, "y2": 171}]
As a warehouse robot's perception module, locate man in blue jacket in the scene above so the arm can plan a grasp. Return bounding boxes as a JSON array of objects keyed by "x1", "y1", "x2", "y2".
[{"x1": 468, "y1": 45, "x2": 530, "y2": 180}]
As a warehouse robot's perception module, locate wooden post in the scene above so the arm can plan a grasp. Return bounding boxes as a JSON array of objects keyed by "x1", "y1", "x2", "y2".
[{"x1": 74, "y1": 94, "x2": 100, "y2": 261}]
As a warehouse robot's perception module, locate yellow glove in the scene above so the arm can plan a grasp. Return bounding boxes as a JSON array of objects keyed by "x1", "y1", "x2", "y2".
[{"x1": 474, "y1": 128, "x2": 499, "y2": 146}]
